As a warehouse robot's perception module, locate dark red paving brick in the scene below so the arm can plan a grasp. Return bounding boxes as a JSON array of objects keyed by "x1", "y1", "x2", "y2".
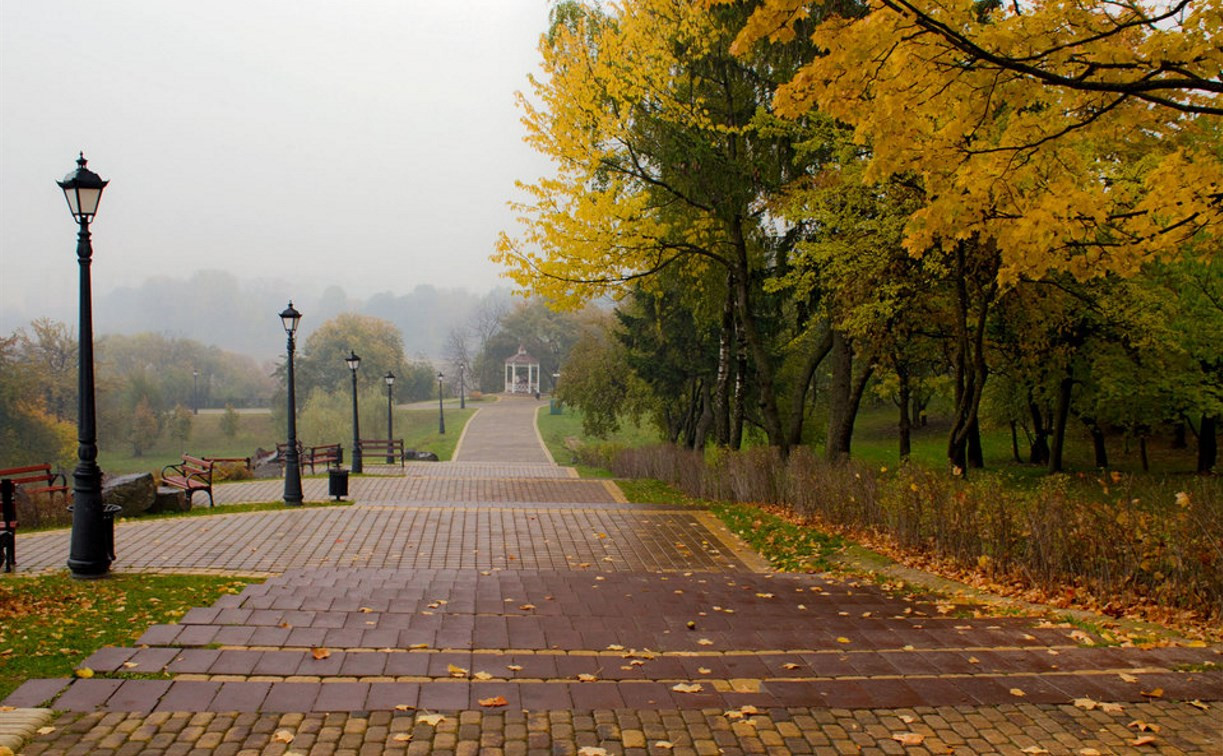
[
  {"x1": 1, "y1": 678, "x2": 70, "y2": 708},
  {"x1": 106, "y1": 679, "x2": 172, "y2": 712},
  {"x1": 210, "y1": 681, "x2": 271, "y2": 712},
  {"x1": 53, "y1": 679, "x2": 123, "y2": 711},
  {"x1": 152, "y1": 680, "x2": 222, "y2": 712},
  {"x1": 312, "y1": 681, "x2": 370, "y2": 712}
]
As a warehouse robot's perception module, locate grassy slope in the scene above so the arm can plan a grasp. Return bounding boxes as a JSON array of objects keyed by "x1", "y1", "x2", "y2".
[{"x1": 98, "y1": 407, "x2": 478, "y2": 475}]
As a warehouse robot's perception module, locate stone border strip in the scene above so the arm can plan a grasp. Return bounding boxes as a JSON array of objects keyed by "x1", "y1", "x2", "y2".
[
  {"x1": 0, "y1": 707, "x2": 54, "y2": 752},
  {"x1": 448, "y1": 405, "x2": 481, "y2": 460},
  {"x1": 693, "y1": 511, "x2": 773, "y2": 573}
]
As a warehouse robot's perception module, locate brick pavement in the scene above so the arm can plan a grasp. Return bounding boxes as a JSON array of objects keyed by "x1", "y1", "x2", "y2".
[{"x1": 4, "y1": 395, "x2": 1221, "y2": 753}]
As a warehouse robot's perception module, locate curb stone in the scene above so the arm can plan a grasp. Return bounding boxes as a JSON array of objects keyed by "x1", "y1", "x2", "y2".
[{"x1": 0, "y1": 708, "x2": 54, "y2": 752}]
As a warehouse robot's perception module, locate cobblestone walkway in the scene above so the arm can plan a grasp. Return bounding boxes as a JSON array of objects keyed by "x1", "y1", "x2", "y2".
[{"x1": 5, "y1": 397, "x2": 1221, "y2": 754}]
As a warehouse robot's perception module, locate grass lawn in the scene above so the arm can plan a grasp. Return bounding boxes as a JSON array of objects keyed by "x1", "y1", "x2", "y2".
[
  {"x1": 536, "y1": 405, "x2": 661, "y2": 475},
  {"x1": 0, "y1": 572, "x2": 259, "y2": 701},
  {"x1": 97, "y1": 407, "x2": 478, "y2": 475}
]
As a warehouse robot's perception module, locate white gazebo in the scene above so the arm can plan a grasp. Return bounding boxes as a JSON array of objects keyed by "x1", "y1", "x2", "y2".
[{"x1": 504, "y1": 345, "x2": 540, "y2": 395}]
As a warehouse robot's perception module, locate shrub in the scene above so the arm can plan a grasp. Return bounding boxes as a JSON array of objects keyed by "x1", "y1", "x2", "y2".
[{"x1": 607, "y1": 443, "x2": 1223, "y2": 623}]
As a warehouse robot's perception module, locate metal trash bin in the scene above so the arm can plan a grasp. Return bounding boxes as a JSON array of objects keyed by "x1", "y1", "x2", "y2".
[
  {"x1": 328, "y1": 468, "x2": 349, "y2": 501},
  {"x1": 549, "y1": 398, "x2": 563, "y2": 415},
  {"x1": 66, "y1": 500, "x2": 122, "y2": 562}
]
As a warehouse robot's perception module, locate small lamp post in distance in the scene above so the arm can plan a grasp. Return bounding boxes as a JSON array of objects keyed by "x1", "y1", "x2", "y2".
[
  {"x1": 384, "y1": 371, "x2": 396, "y2": 464},
  {"x1": 437, "y1": 372, "x2": 446, "y2": 434},
  {"x1": 346, "y1": 351, "x2": 363, "y2": 474}
]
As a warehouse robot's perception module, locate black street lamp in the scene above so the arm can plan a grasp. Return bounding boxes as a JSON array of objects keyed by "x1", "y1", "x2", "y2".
[
  {"x1": 280, "y1": 302, "x2": 303, "y2": 506},
  {"x1": 384, "y1": 371, "x2": 396, "y2": 463},
  {"x1": 193, "y1": 369, "x2": 199, "y2": 415},
  {"x1": 459, "y1": 362, "x2": 466, "y2": 410},
  {"x1": 346, "y1": 351, "x2": 363, "y2": 474},
  {"x1": 437, "y1": 371, "x2": 446, "y2": 434},
  {"x1": 59, "y1": 153, "x2": 110, "y2": 578}
]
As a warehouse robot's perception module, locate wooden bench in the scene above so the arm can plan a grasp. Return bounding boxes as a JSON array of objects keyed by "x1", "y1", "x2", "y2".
[
  {"x1": 303, "y1": 444, "x2": 343, "y2": 474},
  {"x1": 160, "y1": 454, "x2": 215, "y2": 508},
  {"x1": 357, "y1": 438, "x2": 405, "y2": 467},
  {"x1": 203, "y1": 456, "x2": 252, "y2": 472},
  {"x1": 0, "y1": 463, "x2": 70, "y2": 504}
]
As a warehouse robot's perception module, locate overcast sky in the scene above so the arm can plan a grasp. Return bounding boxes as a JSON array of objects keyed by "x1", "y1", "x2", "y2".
[{"x1": 0, "y1": 1, "x2": 554, "y2": 324}]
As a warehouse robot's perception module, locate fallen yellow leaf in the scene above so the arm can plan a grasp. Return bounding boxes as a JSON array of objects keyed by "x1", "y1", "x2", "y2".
[
  {"x1": 671, "y1": 683, "x2": 702, "y2": 693},
  {"x1": 1140, "y1": 688, "x2": 1164, "y2": 698},
  {"x1": 472, "y1": 671, "x2": 493, "y2": 681},
  {"x1": 310, "y1": 647, "x2": 330, "y2": 660},
  {"x1": 416, "y1": 713, "x2": 445, "y2": 726},
  {"x1": 577, "y1": 673, "x2": 598, "y2": 682},
  {"x1": 272, "y1": 730, "x2": 294, "y2": 744},
  {"x1": 478, "y1": 696, "x2": 508, "y2": 707},
  {"x1": 891, "y1": 732, "x2": 924, "y2": 746},
  {"x1": 1009, "y1": 688, "x2": 1026, "y2": 697},
  {"x1": 448, "y1": 664, "x2": 469, "y2": 678},
  {"x1": 74, "y1": 667, "x2": 94, "y2": 679},
  {"x1": 1130, "y1": 735, "x2": 1157, "y2": 746}
]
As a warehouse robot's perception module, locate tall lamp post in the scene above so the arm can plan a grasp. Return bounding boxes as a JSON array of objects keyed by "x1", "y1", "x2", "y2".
[
  {"x1": 346, "y1": 351, "x2": 363, "y2": 474},
  {"x1": 59, "y1": 153, "x2": 110, "y2": 578},
  {"x1": 192, "y1": 369, "x2": 199, "y2": 415},
  {"x1": 280, "y1": 303, "x2": 303, "y2": 506},
  {"x1": 384, "y1": 372, "x2": 396, "y2": 463},
  {"x1": 437, "y1": 372, "x2": 446, "y2": 434},
  {"x1": 458, "y1": 362, "x2": 466, "y2": 410}
]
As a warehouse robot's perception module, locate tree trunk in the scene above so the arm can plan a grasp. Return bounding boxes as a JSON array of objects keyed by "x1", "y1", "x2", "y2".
[
  {"x1": 729, "y1": 218, "x2": 786, "y2": 454},
  {"x1": 693, "y1": 381, "x2": 713, "y2": 451},
  {"x1": 1139, "y1": 433, "x2": 1150, "y2": 472},
  {"x1": 1199, "y1": 414, "x2": 1218, "y2": 474},
  {"x1": 786, "y1": 325, "x2": 834, "y2": 448},
  {"x1": 826, "y1": 330, "x2": 853, "y2": 461},
  {"x1": 713, "y1": 282, "x2": 734, "y2": 447},
  {"x1": 1082, "y1": 417, "x2": 1108, "y2": 468},
  {"x1": 1009, "y1": 421, "x2": 1021, "y2": 463},
  {"x1": 967, "y1": 416, "x2": 984, "y2": 469},
  {"x1": 1028, "y1": 398, "x2": 1050, "y2": 465},
  {"x1": 731, "y1": 336, "x2": 746, "y2": 450},
  {"x1": 898, "y1": 364, "x2": 913, "y2": 460},
  {"x1": 1048, "y1": 372, "x2": 1074, "y2": 474},
  {"x1": 1172, "y1": 421, "x2": 1188, "y2": 450},
  {"x1": 946, "y1": 240, "x2": 993, "y2": 475}
]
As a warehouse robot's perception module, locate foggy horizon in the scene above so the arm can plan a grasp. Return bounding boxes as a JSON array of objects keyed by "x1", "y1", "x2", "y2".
[{"x1": 1, "y1": 1, "x2": 554, "y2": 338}]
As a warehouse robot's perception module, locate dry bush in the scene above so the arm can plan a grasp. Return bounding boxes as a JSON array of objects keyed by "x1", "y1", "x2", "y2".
[{"x1": 607, "y1": 443, "x2": 1222, "y2": 622}]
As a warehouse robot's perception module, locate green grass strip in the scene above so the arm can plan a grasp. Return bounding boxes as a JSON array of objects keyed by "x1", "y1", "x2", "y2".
[{"x1": 0, "y1": 572, "x2": 259, "y2": 701}]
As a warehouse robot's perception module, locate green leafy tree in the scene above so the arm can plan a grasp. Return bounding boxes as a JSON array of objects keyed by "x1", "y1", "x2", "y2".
[
  {"x1": 128, "y1": 397, "x2": 160, "y2": 457},
  {"x1": 220, "y1": 404, "x2": 241, "y2": 439},
  {"x1": 169, "y1": 404, "x2": 193, "y2": 451}
]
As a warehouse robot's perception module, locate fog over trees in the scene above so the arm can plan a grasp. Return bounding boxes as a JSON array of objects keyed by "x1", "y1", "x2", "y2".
[{"x1": 0, "y1": 270, "x2": 514, "y2": 361}]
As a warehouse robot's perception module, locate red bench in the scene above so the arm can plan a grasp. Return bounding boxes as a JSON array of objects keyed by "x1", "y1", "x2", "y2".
[
  {"x1": 160, "y1": 455, "x2": 215, "y2": 508},
  {"x1": 0, "y1": 464, "x2": 69, "y2": 572},
  {"x1": 357, "y1": 439, "x2": 404, "y2": 467},
  {"x1": 304, "y1": 444, "x2": 343, "y2": 474},
  {"x1": 0, "y1": 463, "x2": 69, "y2": 504}
]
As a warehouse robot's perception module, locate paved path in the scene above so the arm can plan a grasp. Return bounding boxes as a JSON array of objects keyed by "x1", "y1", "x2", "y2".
[{"x1": 4, "y1": 396, "x2": 1221, "y2": 754}]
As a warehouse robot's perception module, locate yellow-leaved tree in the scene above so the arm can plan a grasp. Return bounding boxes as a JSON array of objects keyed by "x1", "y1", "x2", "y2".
[
  {"x1": 495, "y1": 0, "x2": 831, "y2": 451},
  {"x1": 727, "y1": 0, "x2": 1223, "y2": 283}
]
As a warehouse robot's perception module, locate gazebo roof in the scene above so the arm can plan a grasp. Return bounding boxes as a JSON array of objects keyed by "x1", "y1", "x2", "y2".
[{"x1": 504, "y1": 345, "x2": 538, "y2": 366}]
